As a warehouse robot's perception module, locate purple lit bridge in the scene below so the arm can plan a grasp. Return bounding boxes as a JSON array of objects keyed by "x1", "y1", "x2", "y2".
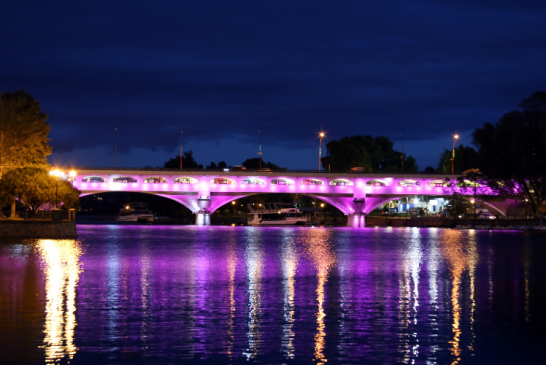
[{"x1": 73, "y1": 169, "x2": 516, "y2": 226}]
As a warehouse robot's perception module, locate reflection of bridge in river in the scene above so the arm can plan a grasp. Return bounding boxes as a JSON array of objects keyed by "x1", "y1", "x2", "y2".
[{"x1": 72, "y1": 169, "x2": 518, "y2": 226}]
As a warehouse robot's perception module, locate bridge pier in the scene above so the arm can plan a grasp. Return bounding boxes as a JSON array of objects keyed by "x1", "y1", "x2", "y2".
[
  {"x1": 195, "y1": 210, "x2": 211, "y2": 226},
  {"x1": 347, "y1": 213, "x2": 366, "y2": 227}
]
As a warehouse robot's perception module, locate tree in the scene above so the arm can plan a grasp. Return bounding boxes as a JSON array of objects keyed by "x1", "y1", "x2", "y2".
[
  {"x1": 321, "y1": 135, "x2": 417, "y2": 172},
  {"x1": 437, "y1": 145, "x2": 478, "y2": 173},
  {"x1": 206, "y1": 161, "x2": 227, "y2": 170},
  {"x1": 164, "y1": 150, "x2": 203, "y2": 169},
  {"x1": 0, "y1": 167, "x2": 80, "y2": 214},
  {"x1": 0, "y1": 91, "x2": 52, "y2": 178},
  {"x1": 242, "y1": 157, "x2": 282, "y2": 170},
  {"x1": 472, "y1": 91, "x2": 546, "y2": 216}
]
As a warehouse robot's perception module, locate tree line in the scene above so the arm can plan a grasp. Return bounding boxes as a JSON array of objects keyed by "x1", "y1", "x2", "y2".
[{"x1": 1, "y1": 89, "x2": 545, "y2": 216}]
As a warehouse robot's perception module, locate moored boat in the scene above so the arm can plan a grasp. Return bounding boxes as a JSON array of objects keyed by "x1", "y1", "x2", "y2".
[
  {"x1": 247, "y1": 203, "x2": 308, "y2": 225},
  {"x1": 116, "y1": 203, "x2": 154, "y2": 222}
]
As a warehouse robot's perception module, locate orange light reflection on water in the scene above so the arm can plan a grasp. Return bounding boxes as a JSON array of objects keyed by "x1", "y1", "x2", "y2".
[
  {"x1": 36, "y1": 239, "x2": 84, "y2": 364},
  {"x1": 439, "y1": 230, "x2": 478, "y2": 365},
  {"x1": 302, "y1": 229, "x2": 336, "y2": 365}
]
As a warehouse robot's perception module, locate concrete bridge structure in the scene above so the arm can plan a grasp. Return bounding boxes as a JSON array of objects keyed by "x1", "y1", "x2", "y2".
[{"x1": 71, "y1": 169, "x2": 519, "y2": 226}]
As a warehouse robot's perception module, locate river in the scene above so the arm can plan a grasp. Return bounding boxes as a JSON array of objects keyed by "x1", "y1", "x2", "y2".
[{"x1": 1, "y1": 225, "x2": 545, "y2": 364}]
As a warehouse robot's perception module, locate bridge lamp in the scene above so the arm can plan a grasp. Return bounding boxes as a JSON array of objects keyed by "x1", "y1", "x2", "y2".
[
  {"x1": 320, "y1": 203, "x2": 325, "y2": 207},
  {"x1": 451, "y1": 134, "x2": 459, "y2": 173},
  {"x1": 319, "y1": 132, "x2": 325, "y2": 172},
  {"x1": 49, "y1": 169, "x2": 64, "y2": 209}
]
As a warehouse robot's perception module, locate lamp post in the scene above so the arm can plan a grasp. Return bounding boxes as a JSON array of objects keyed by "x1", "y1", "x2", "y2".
[
  {"x1": 114, "y1": 128, "x2": 117, "y2": 169},
  {"x1": 258, "y1": 130, "x2": 262, "y2": 169},
  {"x1": 180, "y1": 131, "x2": 183, "y2": 170},
  {"x1": 69, "y1": 170, "x2": 76, "y2": 194},
  {"x1": 451, "y1": 134, "x2": 459, "y2": 173},
  {"x1": 49, "y1": 169, "x2": 63, "y2": 209},
  {"x1": 319, "y1": 132, "x2": 325, "y2": 171}
]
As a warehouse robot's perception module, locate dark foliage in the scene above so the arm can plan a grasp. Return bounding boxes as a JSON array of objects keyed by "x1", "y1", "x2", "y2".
[
  {"x1": 472, "y1": 91, "x2": 546, "y2": 216},
  {"x1": 321, "y1": 135, "x2": 417, "y2": 172},
  {"x1": 164, "y1": 150, "x2": 203, "y2": 169}
]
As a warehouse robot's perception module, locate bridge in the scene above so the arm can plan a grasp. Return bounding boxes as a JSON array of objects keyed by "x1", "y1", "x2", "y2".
[{"x1": 70, "y1": 169, "x2": 519, "y2": 226}]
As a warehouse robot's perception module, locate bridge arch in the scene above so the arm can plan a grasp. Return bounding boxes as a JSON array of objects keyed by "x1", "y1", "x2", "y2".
[
  {"x1": 82, "y1": 176, "x2": 107, "y2": 183},
  {"x1": 398, "y1": 179, "x2": 420, "y2": 187},
  {"x1": 174, "y1": 177, "x2": 198, "y2": 184},
  {"x1": 271, "y1": 178, "x2": 295, "y2": 186},
  {"x1": 242, "y1": 177, "x2": 266, "y2": 185},
  {"x1": 80, "y1": 191, "x2": 197, "y2": 213},
  {"x1": 330, "y1": 179, "x2": 353, "y2": 186},
  {"x1": 300, "y1": 178, "x2": 324, "y2": 186},
  {"x1": 144, "y1": 176, "x2": 168, "y2": 184},
  {"x1": 366, "y1": 179, "x2": 389, "y2": 186},
  {"x1": 113, "y1": 176, "x2": 138, "y2": 183}
]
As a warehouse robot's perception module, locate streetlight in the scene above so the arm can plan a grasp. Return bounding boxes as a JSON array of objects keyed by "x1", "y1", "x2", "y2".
[
  {"x1": 114, "y1": 128, "x2": 117, "y2": 169},
  {"x1": 258, "y1": 130, "x2": 262, "y2": 169},
  {"x1": 319, "y1": 132, "x2": 325, "y2": 172},
  {"x1": 49, "y1": 169, "x2": 64, "y2": 209},
  {"x1": 180, "y1": 131, "x2": 183, "y2": 170},
  {"x1": 451, "y1": 134, "x2": 459, "y2": 173}
]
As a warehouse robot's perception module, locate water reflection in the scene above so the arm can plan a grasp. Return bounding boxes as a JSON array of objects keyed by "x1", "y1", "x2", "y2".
[
  {"x1": 226, "y1": 236, "x2": 238, "y2": 358},
  {"x1": 36, "y1": 239, "x2": 83, "y2": 363},
  {"x1": 302, "y1": 229, "x2": 336, "y2": 365},
  {"x1": 3, "y1": 226, "x2": 544, "y2": 364},
  {"x1": 243, "y1": 229, "x2": 264, "y2": 360},
  {"x1": 440, "y1": 230, "x2": 479, "y2": 365},
  {"x1": 280, "y1": 230, "x2": 299, "y2": 359}
]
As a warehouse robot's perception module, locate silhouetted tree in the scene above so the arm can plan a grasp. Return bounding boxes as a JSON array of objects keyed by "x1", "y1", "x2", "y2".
[
  {"x1": 164, "y1": 150, "x2": 203, "y2": 169},
  {"x1": 437, "y1": 145, "x2": 478, "y2": 173},
  {"x1": 321, "y1": 135, "x2": 417, "y2": 172},
  {"x1": 472, "y1": 91, "x2": 546, "y2": 216},
  {"x1": 206, "y1": 161, "x2": 227, "y2": 170},
  {"x1": 242, "y1": 157, "x2": 282, "y2": 170}
]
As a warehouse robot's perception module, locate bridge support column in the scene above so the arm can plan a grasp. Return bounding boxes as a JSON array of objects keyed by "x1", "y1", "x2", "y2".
[
  {"x1": 347, "y1": 213, "x2": 366, "y2": 227},
  {"x1": 195, "y1": 195, "x2": 212, "y2": 226},
  {"x1": 195, "y1": 210, "x2": 211, "y2": 226}
]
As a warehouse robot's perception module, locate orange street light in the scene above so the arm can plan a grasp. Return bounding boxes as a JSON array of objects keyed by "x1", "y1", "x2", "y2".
[
  {"x1": 451, "y1": 134, "x2": 459, "y2": 173},
  {"x1": 319, "y1": 132, "x2": 325, "y2": 172}
]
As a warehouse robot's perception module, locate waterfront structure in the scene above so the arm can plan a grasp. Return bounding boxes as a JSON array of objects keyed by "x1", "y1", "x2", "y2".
[{"x1": 69, "y1": 169, "x2": 522, "y2": 226}]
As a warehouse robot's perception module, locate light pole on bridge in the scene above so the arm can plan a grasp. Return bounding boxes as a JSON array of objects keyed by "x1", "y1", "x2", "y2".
[
  {"x1": 180, "y1": 131, "x2": 183, "y2": 170},
  {"x1": 451, "y1": 134, "x2": 459, "y2": 173},
  {"x1": 319, "y1": 132, "x2": 325, "y2": 172}
]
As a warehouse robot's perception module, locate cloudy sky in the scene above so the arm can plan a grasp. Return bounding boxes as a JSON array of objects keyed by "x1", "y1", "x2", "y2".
[{"x1": 2, "y1": 0, "x2": 545, "y2": 170}]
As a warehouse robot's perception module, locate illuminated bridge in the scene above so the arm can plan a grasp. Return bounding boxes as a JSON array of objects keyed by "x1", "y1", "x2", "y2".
[{"x1": 70, "y1": 169, "x2": 516, "y2": 226}]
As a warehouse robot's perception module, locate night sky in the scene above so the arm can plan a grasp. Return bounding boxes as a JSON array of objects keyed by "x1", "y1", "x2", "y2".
[{"x1": 2, "y1": 1, "x2": 545, "y2": 170}]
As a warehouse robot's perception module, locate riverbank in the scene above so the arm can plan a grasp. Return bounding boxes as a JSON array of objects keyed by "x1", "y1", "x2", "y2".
[
  {"x1": 0, "y1": 220, "x2": 77, "y2": 238},
  {"x1": 366, "y1": 216, "x2": 545, "y2": 229}
]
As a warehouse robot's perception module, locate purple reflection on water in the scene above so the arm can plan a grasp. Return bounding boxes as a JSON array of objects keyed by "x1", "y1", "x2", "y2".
[{"x1": 1, "y1": 226, "x2": 545, "y2": 364}]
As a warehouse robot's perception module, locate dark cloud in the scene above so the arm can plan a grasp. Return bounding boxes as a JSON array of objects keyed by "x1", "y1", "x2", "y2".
[{"x1": 2, "y1": 0, "x2": 546, "y2": 168}]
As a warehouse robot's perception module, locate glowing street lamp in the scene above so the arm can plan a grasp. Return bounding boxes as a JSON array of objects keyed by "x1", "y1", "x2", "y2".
[
  {"x1": 49, "y1": 170, "x2": 64, "y2": 209},
  {"x1": 319, "y1": 132, "x2": 325, "y2": 172},
  {"x1": 451, "y1": 134, "x2": 459, "y2": 173},
  {"x1": 49, "y1": 169, "x2": 77, "y2": 209}
]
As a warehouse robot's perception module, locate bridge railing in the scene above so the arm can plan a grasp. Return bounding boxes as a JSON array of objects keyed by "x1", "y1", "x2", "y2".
[{"x1": 60, "y1": 166, "x2": 462, "y2": 175}]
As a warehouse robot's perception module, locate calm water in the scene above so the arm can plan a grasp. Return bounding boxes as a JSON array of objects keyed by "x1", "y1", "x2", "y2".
[{"x1": 1, "y1": 225, "x2": 546, "y2": 364}]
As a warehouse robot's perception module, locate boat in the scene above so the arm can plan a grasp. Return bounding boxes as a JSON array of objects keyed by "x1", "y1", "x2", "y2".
[
  {"x1": 116, "y1": 203, "x2": 154, "y2": 222},
  {"x1": 247, "y1": 203, "x2": 308, "y2": 225}
]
